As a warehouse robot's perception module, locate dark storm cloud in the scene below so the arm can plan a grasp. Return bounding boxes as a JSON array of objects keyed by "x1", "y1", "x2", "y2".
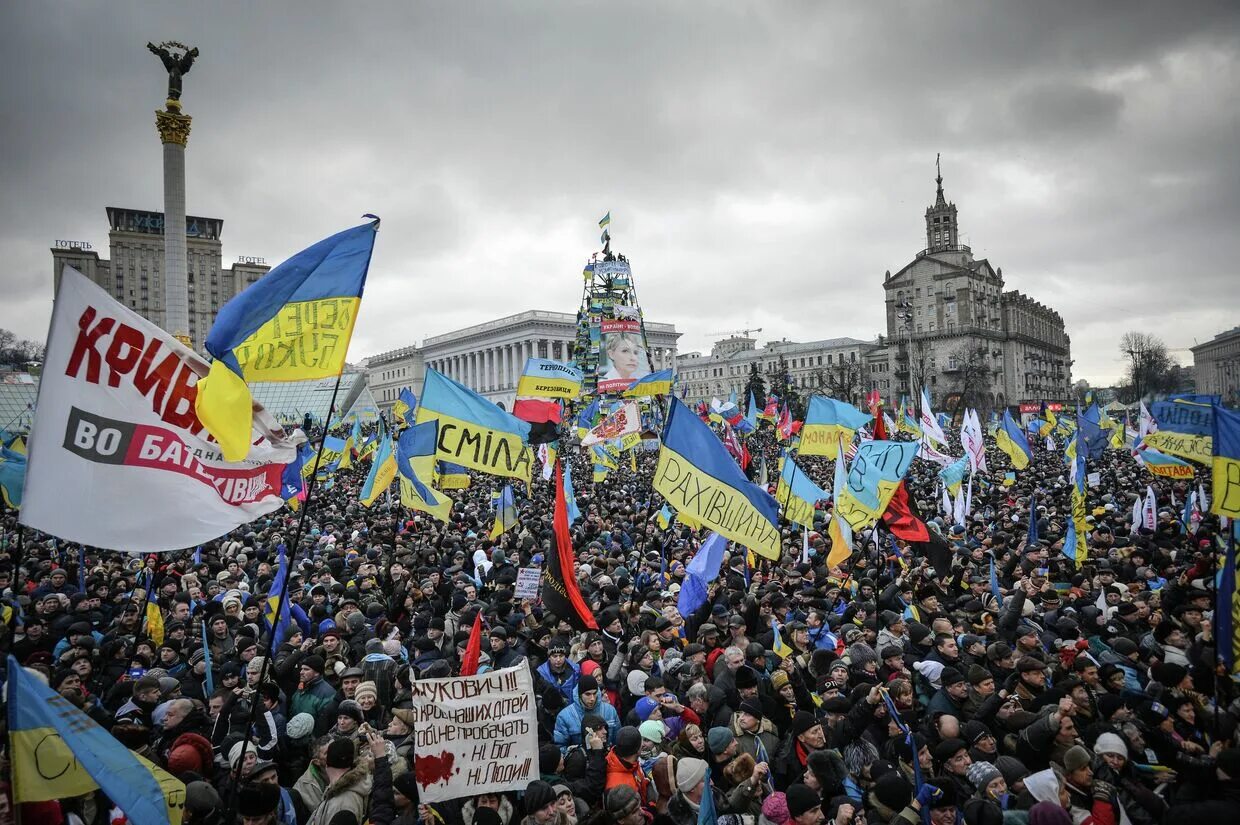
[{"x1": 1, "y1": 1, "x2": 1237, "y2": 384}]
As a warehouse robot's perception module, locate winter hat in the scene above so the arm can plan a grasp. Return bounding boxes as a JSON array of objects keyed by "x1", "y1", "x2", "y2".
[
  {"x1": 966, "y1": 761, "x2": 1002, "y2": 790},
  {"x1": 336, "y1": 699, "x2": 364, "y2": 723},
  {"x1": 676, "y1": 757, "x2": 709, "y2": 793},
  {"x1": 761, "y1": 792, "x2": 790, "y2": 825},
  {"x1": 539, "y1": 743, "x2": 563, "y2": 774},
  {"x1": 228, "y1": 740, "x2": 256, "y2": 770},
  {"x1": 770, "y1": 670, "x2": 790, "y2": 691},
  {"x1": 1093, "y1": 733, "x2": 1127, "y2": 758},
  {"x1": 1062, "y1": 745, "x2": 1091, "y2": 773},
  {"x1": 325, "y1": 736, "x2": 356, "y2": 769},
  {"x1": 873, "y1": 771, "x2": 912, "y2": 812},
  {"x1": 706, "y1": 727, "x2": 735, "y2": 754},
  {"x1": 578, "y1": 673, "x2": 599, "y2": 694},
  {"x1": 166, "y1": 733, "x2": 213, "y2": 777},
  {"x1": 967, "y1": 665, "x2": 992, "y2": 686},
  {"x1": 237, "y1": 783, "x2": 280, "y2": 818},
  {"x1": 605, "y1": 785, "x2": 641, "y2": 819},
  {"x1": 301, "y1": 654, "x2": 325, "y2": 674},
  {"x1": 941, "y1": 667, "x2": 965, "y2": 687},
  {"x1": 994, "y1": 755, "x2": 1030, "y2": 787},
  {"x1": 790, "y1": 711, "x2": 819, "y2": 737},
  {"x1": 635, "y1": 696, "x2": 660, "y2": 721},
  {"x1": 615, "y1": 726, "x2": 642, "y2": 759},
  {"x1": 184, "y1": 781, "x2": 222, "y2": 819},
  {"x1": 785, "y1": 784, "x2": 821, "y2": 818},
  {"x1": 524, "y1": 780, "x2": 557, "y2": 814},
  {"x1": 639, "y1": 720, "x2": 665, "y2": 744},
  {"x1": 354, "y1": 681, "x2": 379, "y2": 704},
  {"x1": 286, "y1": 713, "x2": 315, "y2": 741}
]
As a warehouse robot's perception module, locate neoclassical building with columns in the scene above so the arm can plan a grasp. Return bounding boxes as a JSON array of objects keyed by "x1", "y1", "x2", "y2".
[{"x1": 367, "y1": 309, "x2": 680, "y2": 412}]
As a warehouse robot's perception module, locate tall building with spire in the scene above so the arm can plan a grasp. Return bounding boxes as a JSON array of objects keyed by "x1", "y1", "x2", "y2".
[{"x1": 866, "y1": 158, "x2": 1071, "y2": 412}]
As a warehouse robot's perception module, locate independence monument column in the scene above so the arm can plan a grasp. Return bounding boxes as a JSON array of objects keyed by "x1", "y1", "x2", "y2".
[{"x1": 148, "y1": 40, "x2": 199, "y2": 347}]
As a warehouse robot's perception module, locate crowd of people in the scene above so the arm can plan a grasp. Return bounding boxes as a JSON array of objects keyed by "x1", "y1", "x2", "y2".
[{"x1": 1, "y1": 412, "x2": 1237, "y2": 825}]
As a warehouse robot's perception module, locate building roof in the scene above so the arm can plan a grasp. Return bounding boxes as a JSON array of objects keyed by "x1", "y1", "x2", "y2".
[{"x1": 0, "y1": 373, "x2": 38, "y2": 434}]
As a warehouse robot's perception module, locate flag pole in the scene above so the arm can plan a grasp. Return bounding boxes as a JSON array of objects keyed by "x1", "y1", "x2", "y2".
[{"x1": 224, "y1": 369, "x2": 346, "y2": 823}]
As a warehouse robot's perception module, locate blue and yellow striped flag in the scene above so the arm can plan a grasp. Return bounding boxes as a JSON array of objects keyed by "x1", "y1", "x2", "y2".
[
  {"x1": 622, "y1": 369, "x2": 674, "y2": 398},
  {"x1": 0, "y1": 445, "x2": 26, "y2": 509},
  {"x1": 771, "y1": 618, "x2": 792, "y2": 658},
  {"x1": 264, "y1": 545, "x2": 293, "y2": 649},
  {"x1": 196, "y1": 220, "x2": 378, "y2": 461},
  {"x1": 7, "y1": 655, "x2": 185, "y2": 823},
  {"x1": 655, "y1": 398, "x2": 781, "y2": 560},
  {"x1": 489, "y1": 484, "x2": 518, "y2": 539},
  {"x1": 997, "y1": 409, "x2": 1032, "y2": 470},
  {"x1": 359, "y1": 422, "x2": 397, "y2": 508},
  {"x1": 396, "y1": 421, "x2": 454, "y2": 522},
  {"x1": 1212, "y1": 404, "x2": 1240, "y2": 519},
  {"x1": 417, "y1": 368, "x2": 532, "y2": 483}
]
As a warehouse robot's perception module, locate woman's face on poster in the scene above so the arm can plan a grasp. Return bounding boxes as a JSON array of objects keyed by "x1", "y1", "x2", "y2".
[{"x1": 609, "y1": 336, "x2": 641, "y2": 377}]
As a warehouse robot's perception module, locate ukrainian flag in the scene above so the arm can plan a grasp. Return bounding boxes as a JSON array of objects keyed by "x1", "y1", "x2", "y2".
[
  {"x1": 1218, "y1": 524, "x2": 1240, "y2": 673},
  {"x1": 517, "y1": 358, "x2": 583, "y2": 399},
  {"x1": 359, "y1": 423, "x2": 397, "y2": 508},
  {"x1": 417, "y1": 368, "x2": 532, "y2": 482},
  {"x1": 623, "y1": 369, "x2": 675, "y2": 398},
  {"x1": 827, "y1": 437, "x2": 855, "y2": 568},
  {"x1": 800, "y1": 396, "x2": 872, "y2": 460},
  {"x1": 396, "y1": 421, "x2": 454, "y2": 522},
  {"x1": 436, "y1": 461, "x2": 472, "y2": 490},
  {"x1": 777, "y1": 453, "x2": 827, "y2": 529},
  {"x1": 264, "y1": 546, "x2": 292, "y2": 648},
  {"x1": 997, "y1": 410, "x2": 1032, "y2": 470},
  {"x1": 655, "y1": 398, "x2": 781, "y2": 559},
  {"x1": 393, "y1": 388, "x2": 418, "y2": 428},
  {"x1": 562, "y1": 460, "x2": 581, "y2": 523},
  {"x1": 1063, "y1": 422, "x2": 1089, "y2": 566},
  {"x1": 1212, "y1": 403, "x2": 1240, "y2": 518},
  {"x1": 771, "y1": 618, "x2": 793, "y2": 658},
  {"x1": 489, "y1": 484, "x2": 518, "y2": 539},
  {"x1": 656, "y1": 503, "x2": 673, "y2": 530},
  {"x1": 196, "y1": 220, "x2": 379, "y2": 461},
  {"x1": 1133, "y1": 440, "x2": 1195, "y2": 479},
  {"x1": 7, "y1": 655, "x2": 184, "y2": 824},
  {"x1": 0, "y1": 445, "x2": 26, "y2": 509}
]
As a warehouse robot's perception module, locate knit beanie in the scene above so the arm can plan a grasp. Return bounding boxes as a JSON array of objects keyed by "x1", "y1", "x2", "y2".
[
  {"x1": 354, "y1": 681, "x2": 379, "y2": 704},
  {"x1": 785, "y1": 784, "x2": 820, "y2": 818},
  {"x1": 1062, "y1": 745, "x2": 1091, "y2": 773},
  {"x1": 771, "y1": 670, "x2": 790, "y2": 691},
  {"x1": 706, "y1": 727, "x2": 735, "y2": 754},
  {"x1": 762, "y1": 792, "x2": 790, "y2": 825},
  {"x1": 1093, "y1": 733, "x2": 1127, "y2": 758},
  {"x1": 606, "y1": 785, "x2": 641, "y2": 819},
  {"x1": 966, "y1": 761, "x2": 1003, "y2": 790},
  {"x1": 873, "y1": 771, "x2": 912, "y2": 811},
  {"x1": 524, "y1": 780, "x2": 557, "y2": 814},
  {"x1": 676, "y1": 757, "x2": 709, "y2": 793}
]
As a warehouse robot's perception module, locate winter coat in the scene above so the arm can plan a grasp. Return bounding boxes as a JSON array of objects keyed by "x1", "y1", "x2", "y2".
[
  {"x1": 290, "y1": 674, "x2": 338, "y2": 736},
  {"x1": 554, "y1": 680, "x2": 621, "y2": 752},
  {"x1": 306, "y1": 764, "x2": 373, "y2": 825}
]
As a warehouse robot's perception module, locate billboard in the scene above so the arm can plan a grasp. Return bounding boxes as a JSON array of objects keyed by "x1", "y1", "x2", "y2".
[{"x1": 597, "y1": 319, "x2": 649, "y2": 393}]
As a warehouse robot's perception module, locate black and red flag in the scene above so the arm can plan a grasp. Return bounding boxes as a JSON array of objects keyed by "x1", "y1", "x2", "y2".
[
  {"x1": 880, "y1": 480, "x2": 930, "y2": 543},
  {"x1": 543, "y1": 463, "x2": 599, "y2": 630}
]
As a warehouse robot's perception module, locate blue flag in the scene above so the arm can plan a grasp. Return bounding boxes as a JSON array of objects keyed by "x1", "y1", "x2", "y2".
[
  {"x1": 264, "y1": 545, "x2": 293, "y2": 650},
  {"x1": 1027, "y1": 492, "x2": 1039, "y2": 546},
  {"x1": 562, "y1": 460, "x2": 582, "y2": 524},
  {"x1": 677, "y1": 532, "x2": 728, "y2": 617}
]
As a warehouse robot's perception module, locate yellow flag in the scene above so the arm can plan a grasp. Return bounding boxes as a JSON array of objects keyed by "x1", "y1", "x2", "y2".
[{"x1": 145, "y1": 601, "x2": 165, "y2": 646}]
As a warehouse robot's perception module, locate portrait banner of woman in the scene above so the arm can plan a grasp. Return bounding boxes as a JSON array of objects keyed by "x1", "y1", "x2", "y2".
[{"x1": 597, "y1": 319, "x2": 650, "y2": 393}]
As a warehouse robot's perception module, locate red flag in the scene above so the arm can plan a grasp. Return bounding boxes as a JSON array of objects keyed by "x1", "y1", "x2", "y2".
[
  {"x1": 460, "y1": 612, "x2": 483, "y2": 676},
  {"x1": 880, "y1": 480, "x2": 930, "y2": 542},
  {"x1": 542, "y1": 464, "x2": 599, "y2": 630},
  {"x1": 872, "y1": 405, "x2": 888, "y2": 440}
]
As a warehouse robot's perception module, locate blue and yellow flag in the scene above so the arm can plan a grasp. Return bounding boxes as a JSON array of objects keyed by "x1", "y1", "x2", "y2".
[
  {"x1": 392, "y1": 388, "x2": 418, "y2": 428},
  {"x1": 1063, "y1": 419, "x2": 1089, "y2": 566},
  {"x1": 339, "y1": 418, "x2": 361, "y2": 470},
  {"x1": 1147, "y1": 399, "x2": 1214, "y2": 465},
  {"x1": 1212, "y1": 403, "x2": 1240, "y2": 519},
  {"x1": 592, "y1": 444, "x2": 618, "y2": 470},
  {"x1": 436, "y1": 461, "x2": 472, "y2": 490},
  {"x1": 0, "y1": 445, "x2": 26, "y2": 509},
  {"x1": 655, "y1": 398, "x2": 781, "y2": 560},
  {"x1": 834, "y1": 439, "x2": 919, "y2": 533},
  {"x1": 576, "y1": 397, "x2": 600, "y2": 439},
  {"x1": 1219, "y1": 532, "x2": 1240, "y2": 674},
  {"x1": 417, "y1": 368, "x2": 532, "y2": 482},
  {"x1": 517, "y1": 358, "x2": 583, "y2": 399},
  {"x1": 939, "y1": 455, "x2": 969, "y2": 496},
  {"x1": 771, "y1": 618, "x2": 793, "y2": 658},
  {"x1": 396, "y1": 421, "x2": 454, "y2": 522},
  {"x1": 656, "y1": 503, "x2": 673, "y2": 530},
  {"x1": 488, "y1": 484, "x2": 518, "y2": 539},
  {"x1": 1133, "y1": 440, "x2": 1195, "y2": 479},
  {"x1": 562, "y1": 460, "x2": 582, "y2": 523},
  {"x1": 996, "y1": 410, "x2": 1032, "y2": 470},
  {"x1": 800, "y1": 396, "x2": 872, "y2": 460},
  {"x1": 359, "y1": 423, "x2": 397, "y2": 508},
  {"x1": 196, "y1": 220, "x2": 378, "y2": 461},
  {"x1": 7, "y1": 656, "x2": 185, "y2": 823},
  {"x1": 623, "y1": 368, "x2": 675, "y2": 398},
  {"x1": 264, "y1": 545, "x2": 293, "y2": 648},
  {"x1": 776, "y1": 453, "x2": 827, "y2": 529}
]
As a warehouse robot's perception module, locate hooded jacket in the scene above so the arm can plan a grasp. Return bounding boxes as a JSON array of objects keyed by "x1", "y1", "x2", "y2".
[{"x1": 553, "y1": 678, "x2": 621, "y2": 752}]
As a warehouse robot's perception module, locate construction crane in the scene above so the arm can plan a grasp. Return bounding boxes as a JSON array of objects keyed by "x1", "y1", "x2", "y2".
[{"x1": 707, "y1": 327, "x2": 763, "y2": 339}]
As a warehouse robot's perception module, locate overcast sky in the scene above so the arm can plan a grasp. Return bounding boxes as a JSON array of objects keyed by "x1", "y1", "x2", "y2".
[{"x1": 2, "y1": 2, "x2": 1237, "y2": 386}]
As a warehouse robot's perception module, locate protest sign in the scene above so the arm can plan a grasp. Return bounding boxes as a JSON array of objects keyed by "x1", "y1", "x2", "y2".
[
  {"x1": 597, "y1": 319, "x2": 649, "y2": 393},
  {"x1": 515, "y1": 567, "x2": 542, "y2": 599},
  {"x1": 1087, "y1": 472, "x2": 1101, "y2": 488},
  {"x1": 408, "y1": 663, "x2": 539, "y2": 802}
]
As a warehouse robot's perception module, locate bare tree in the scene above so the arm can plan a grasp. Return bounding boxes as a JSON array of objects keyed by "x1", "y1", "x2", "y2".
[
  {"x1": 1118, "y1": 331, "x2": 1177, "y2": 403},
  {"x1": 0, "y1": 328, "x2": 44, "y2": 369},
  {"x1": 946, "y1": 343, "x2": 992, "y2": 419}
]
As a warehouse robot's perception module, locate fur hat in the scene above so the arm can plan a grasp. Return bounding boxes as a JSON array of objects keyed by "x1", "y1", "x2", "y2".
[{"x1": 785, "y1": 784, "x2": 821, "y2": 818}]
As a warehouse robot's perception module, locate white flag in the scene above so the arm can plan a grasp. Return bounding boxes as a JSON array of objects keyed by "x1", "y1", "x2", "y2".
[
  {"x1": 1139, "y1": 402, "x2": 1157, "y2": 439},
  {"x1": 919, "y1": 388, "x2": 947, "y2": 446},
  {"x1": 19, "y1": 268, "x2": 298, "y2": 551},
  {"x1": 1142, "y1": 485, "x2": 1158, "y2": 531}
]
